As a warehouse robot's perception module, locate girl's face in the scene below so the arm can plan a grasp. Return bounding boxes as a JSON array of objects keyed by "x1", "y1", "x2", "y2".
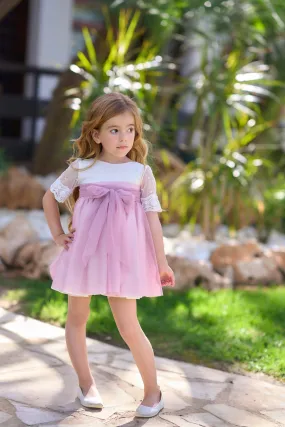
[{"x1": 93, "y1": 111, "x2": 136, "y2": 161}]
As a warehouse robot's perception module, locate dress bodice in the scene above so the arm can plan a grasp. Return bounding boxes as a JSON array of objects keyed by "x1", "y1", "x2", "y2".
[{"x1": 50, "y1": 158, "x2": 163, "y2": 212}]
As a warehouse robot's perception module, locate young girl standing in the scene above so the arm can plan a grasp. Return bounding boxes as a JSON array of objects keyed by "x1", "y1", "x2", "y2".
[{"x1": 42, "y1": 92, "x2": 175, "y2": 418}]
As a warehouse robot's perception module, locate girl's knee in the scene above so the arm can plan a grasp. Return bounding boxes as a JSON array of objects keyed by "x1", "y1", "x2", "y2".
[
  {"x1": 107, "y1": 297, "x2": 139, "y2": 341},
  {"x1": 118, "y1": 322, "x2": 139, "y2": 342},
  {"x1": 67, "y1": 297, "x2": 90, "y2": 326},
  {"x1": 67, "y1": 309, "x2": 90, "y2": 327}
]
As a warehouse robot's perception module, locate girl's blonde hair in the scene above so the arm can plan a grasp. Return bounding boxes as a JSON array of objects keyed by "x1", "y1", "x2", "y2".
[{"x1": 65, "y1": 92, "x2": 150, "y2": 231}]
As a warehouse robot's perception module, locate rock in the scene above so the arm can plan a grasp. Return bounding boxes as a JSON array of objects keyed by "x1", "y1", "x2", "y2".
[
  {"x1": 26, "y1": 210, "x2": 54, "y2": 240},
  {"x1": 163, "y1": 236, "x2": 177, "y2": 256},
  {"x1": 0, "y1": 167, "x2": 46, "y2": 210},
  {"x1": 182, "y1": 224, "x2": 203, "y2": 237},
  {"x1": 162, "y1": 234, "x2": 219, "y2": 263},
  {"x1": 210, "y1": 241, "x2": 263, "y2": 272},
  {"x1": 174, "y1": 239, "x2": 218, "y2": 262},
  {"x1": 0, "y1": 208, "x2": 69, "y2": 277},
  {"x1": 177, "y1": 229, "x2": 193, "y2": 241},
  {"x1": 267, "y1": 249, "x2": 285, "y2": 276},
  {"x1": 267, "y1": 230, "x2": 285, "y2": 249},
  {"x1": 39, "y1": 242, "x2": 62, "y2": 277},
  {"x1": 0, "y1": 209, "x2": 17, "y2": 230},
  {"x1": 217, "y1": 265, "x2": 235, "y2": 283},
  {"x1": 233, "y1": 255, "x2": 283, "y2": 285},
  {"x1": 13, "y1": 241, "x2": 42, "y2": 269},
  {"x1": 215, "y1": 225, "x2": 230, "y2": 242},
  {"x1": 0, "y1": 215, "x2": 38, "y2": 265},
  {"x1": 236, "y1": 226, "x2": 259, "y2": 242},
  {"x1": 166, "y1": 254, "x2": 233, "y2": 290},
  {"x1": 162, "y1": 223, "x2": 181, "y2": 238},
  {"x1": 215, "y1": 226, "x2": 260, "y2": 245},
  {"x1": 13, "y1": 241, "x2": 62, "y2": 279},
  {"x1": 0, "y1": 208, "x2": 70, "y2": 241},
  {"x1": 190, "y1": 224, "x2": 203, "y2": 237}
]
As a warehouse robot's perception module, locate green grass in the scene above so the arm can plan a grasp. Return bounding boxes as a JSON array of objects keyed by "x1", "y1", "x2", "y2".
[{"x1": 1, "y1": 277, "x2": 285, "y2": 381}]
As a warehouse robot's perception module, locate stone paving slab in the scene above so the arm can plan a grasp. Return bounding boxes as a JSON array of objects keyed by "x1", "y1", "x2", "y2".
[{"x1": 1, "y1": 307, "x2": 285, "y2": 426}]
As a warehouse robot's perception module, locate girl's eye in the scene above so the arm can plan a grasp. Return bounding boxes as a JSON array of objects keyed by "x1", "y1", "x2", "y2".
[{"x1": 110, "y1": 128, "x2": 135, "y2": 134}]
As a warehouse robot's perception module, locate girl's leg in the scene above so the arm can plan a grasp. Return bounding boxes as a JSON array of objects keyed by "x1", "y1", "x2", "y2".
[
  {"x1": 65, "y1": 295, "x2": 98, "y2": 396},
  {"x1": 107, "y1": 297, "x2": 161, "y2": 406}
]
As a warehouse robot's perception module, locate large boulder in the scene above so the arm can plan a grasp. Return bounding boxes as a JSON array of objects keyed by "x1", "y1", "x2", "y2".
[
  {"x1": 39, "y1": 242, "x2": 62, "y2": 277},
  {"x1": 210, "y1": 240, "x2": 263, "y2": 273},
  {"x1": 13, "y1": 241, "x2": 62, "y2": 279},
  {"x1": 233, "y1": 254, "x2": 283, "y2": 285},
  {"x1": 0, "y1": 167, "x2": 45, "y2": 210},
  {"x1": 271, "y1": 249, "x2": 285, "y2": 275},
  {"x1": 166, "y1": 254, "x2": 233, "y2": 291},
  {"x1": 267, "y1": 230, "x2": 285, "y2": 248},
  {"x1": 0, "y1": 214, "x2": 38, "y2": 265}
]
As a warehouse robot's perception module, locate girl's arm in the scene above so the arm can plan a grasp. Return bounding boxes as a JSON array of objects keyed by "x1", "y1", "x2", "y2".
[
  {"x1": 145, "y1": 211, "x2": 167, "y2": 269},
  {"x1": 146, "y1": 211, "x2": 175, "y2": 286},
  {"x1": 42, "y1": 190, "x2": 65, "y2": 239},
  {"x1": 43, "y1": 159, "x2": 80, "y2": 248},
  {"x1": 42, "y1": 190, "x2": 74, "y2": 249},
  {"x1": 141, "y1": 165, "x2": 175, "y2": 286}
]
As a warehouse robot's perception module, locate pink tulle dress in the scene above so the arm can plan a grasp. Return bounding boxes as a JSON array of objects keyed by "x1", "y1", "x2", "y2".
[{"x1": 49, "y1": 158, "x2": 164, "y2": 299}]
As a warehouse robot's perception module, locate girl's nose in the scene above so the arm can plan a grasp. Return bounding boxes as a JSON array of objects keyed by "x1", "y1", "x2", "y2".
[{"x1": 120, "y1": 132, "x2": 128, "y2": 141}]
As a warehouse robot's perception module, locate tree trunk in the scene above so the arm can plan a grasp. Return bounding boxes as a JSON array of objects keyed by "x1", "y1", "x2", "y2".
[
  {"x1": 32, "y1": 69, "x2": 86, "y2": 175},
  {"x1": 32, "y1": 23, "x2": 109, "y2": 176},
  {"x1": 0, "y1": 0, "x2": 23, "y2": 21}
]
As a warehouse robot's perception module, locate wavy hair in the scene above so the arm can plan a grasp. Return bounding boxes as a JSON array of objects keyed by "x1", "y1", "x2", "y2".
[{"x1": 64, "y1": 92, "x2": 150, "y2": 231}]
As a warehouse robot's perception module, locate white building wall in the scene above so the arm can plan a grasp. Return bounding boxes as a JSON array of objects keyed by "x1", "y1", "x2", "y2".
[{"x1": 23, "y1": 0, "x2": 74, "y2": 141}]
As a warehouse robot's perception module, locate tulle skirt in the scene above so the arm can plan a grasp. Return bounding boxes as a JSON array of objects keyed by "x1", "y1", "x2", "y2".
[{"x1": 49, "y1": 182, "x2": 163, "y2": 299}]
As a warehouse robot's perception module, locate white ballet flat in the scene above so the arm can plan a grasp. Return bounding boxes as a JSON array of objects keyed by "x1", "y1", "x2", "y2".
[
  {"x1": 77, "y1": 385, "x2": 104, "y2": 409},
  {"x1": 135, "y1": 391, "x2": 164, "y2": 418}
]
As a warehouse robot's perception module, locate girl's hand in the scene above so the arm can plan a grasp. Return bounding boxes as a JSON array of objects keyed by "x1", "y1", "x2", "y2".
[
  {"x1": 159, "y1": 264, "x2": 175, "y2": 287},
  {"x1": 54, "y1": 228, "x2": 76, "y2": 250}
]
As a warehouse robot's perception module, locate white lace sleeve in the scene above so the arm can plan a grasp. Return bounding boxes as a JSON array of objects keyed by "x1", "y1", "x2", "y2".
[
  {"x1": 50, "y1": 159, "x2": 80, "y2": 203},
  {"x1": 140, "y1": 165, "x2": 163, "y2": 212}
]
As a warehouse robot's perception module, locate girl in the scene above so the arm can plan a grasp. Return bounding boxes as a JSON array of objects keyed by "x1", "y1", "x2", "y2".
[{"x1": 42, "y1": 92, "x2": 175, "y2": 419}]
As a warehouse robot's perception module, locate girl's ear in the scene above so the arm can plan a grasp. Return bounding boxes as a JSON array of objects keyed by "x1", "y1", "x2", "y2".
[{"x1": 92, "y1": 129, "x2": 100, "y2": 144}]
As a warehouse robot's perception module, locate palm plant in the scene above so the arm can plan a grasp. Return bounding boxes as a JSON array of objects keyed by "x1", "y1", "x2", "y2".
[
  {"x1": 33, "y1": 6, "x2": 177, "y2": 174},
  {"x1": 170, "y1": 53, "x2": 284, "y2": 237},
  {"x1": 69, "y1": 6, "x2": 178, "y2": 148},
  {"x1": 120, "y1": 0, "x2": 285, "y2": 238}
]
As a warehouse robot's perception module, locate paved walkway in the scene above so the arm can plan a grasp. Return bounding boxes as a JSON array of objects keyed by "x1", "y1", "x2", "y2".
[{"x1": 1, "y1": 307, "x2": 285, "y2": 426}]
